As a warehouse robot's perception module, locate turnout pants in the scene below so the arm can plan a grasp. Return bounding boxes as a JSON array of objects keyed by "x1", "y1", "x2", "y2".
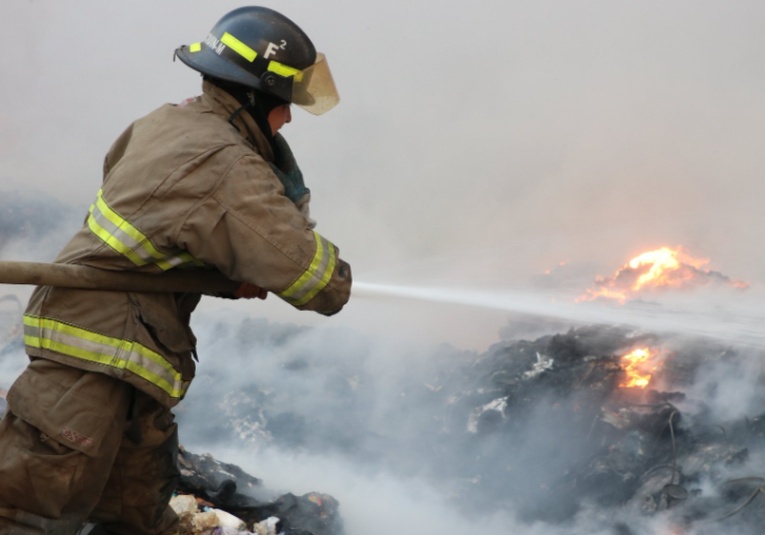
[{"x1": 0, "y1": 359, "x2": 179, "y2": 535}]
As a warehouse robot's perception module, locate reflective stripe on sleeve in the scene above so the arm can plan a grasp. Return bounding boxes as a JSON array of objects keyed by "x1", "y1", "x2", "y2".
[
  {"x1": 23, "y1": 315, "x2": 187, "y2": 400},
  {"x1": 278, "y1": 231, "x2": 337, "y2": 307},
  {"x1": 87, "y1": 188, "x2": 199, "y2": 271}
]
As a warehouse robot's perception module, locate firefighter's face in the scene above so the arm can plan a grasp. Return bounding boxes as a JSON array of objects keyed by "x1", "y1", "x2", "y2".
[{"x1": 268, "y1": 104, "x2": 292, "y2": 134}]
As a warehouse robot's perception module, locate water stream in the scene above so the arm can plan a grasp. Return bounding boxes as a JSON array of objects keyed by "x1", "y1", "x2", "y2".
[{"x1": 353, "y1": 281, "x2": 765, "y2": 349}]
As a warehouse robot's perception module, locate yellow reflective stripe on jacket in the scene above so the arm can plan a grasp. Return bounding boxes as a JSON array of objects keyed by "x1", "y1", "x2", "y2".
[
  {"x1": 87, "y1": 188, "x2": 198, "y2": 270},
  {"x1": 279, "y1": 231, "x2": 337, "y2": 306},
  {"x1": 23, "y1": 315, "x2": 186, "y2": 400}
]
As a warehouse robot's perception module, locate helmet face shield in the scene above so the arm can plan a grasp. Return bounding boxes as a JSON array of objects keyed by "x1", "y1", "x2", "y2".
[{"x1": 291, "y1": 54, "x2": 340, "y2": 115}]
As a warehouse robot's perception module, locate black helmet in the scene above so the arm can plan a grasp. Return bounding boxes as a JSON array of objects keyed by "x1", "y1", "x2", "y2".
[{"x1": 175, "y1": 6, "x2": 339, "y2": 115}]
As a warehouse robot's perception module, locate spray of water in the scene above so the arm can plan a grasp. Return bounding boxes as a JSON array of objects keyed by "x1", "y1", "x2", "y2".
[{"x1": 353, "y1": 281, "x2": 765, "y2": 349}]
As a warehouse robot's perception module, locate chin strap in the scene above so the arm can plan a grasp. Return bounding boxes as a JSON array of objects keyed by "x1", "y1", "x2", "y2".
[
  {"x1": 226, "y1": 104, "x2": 248, "y2": 129},
  {"x1": 227, "y1": 90, "x2": 275, "y2": 145}
]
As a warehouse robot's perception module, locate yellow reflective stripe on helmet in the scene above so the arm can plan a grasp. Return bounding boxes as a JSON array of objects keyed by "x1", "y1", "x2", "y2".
[
  {"x1": 221, "y1": 32, "x2": 257, "y2": 62},
  {"x1": 23, "y1": 315, "x2": 186, "y2": 400},
  {"x1": 189, "y1": 42, "x2": 202, "y2": 53},
  {"x1": 87, "y1": 188, "x2": 199, "y2": 271},
  {"x1": 278, "y1": 231, "x2": 337, "y2": 306},
  {"x1": 267, "y1": 60, "x2": 304, "y2": 82}
]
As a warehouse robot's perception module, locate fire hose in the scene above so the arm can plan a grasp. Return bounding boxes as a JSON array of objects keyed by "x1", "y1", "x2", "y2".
[{"x1": 0, "y1": 261, "x2": 240, "y2": 295}]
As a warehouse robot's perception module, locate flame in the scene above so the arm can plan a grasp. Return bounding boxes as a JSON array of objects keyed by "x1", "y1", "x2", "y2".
[
  {"x1": 619, "y1": 348, "x2": 657, "y2": 388},
  {"x1": 578, "y1": 246, "x2": 748, "y2": 303},
  {"x1": 629, "y1": 247, "x2": 705, "y2": 290}
]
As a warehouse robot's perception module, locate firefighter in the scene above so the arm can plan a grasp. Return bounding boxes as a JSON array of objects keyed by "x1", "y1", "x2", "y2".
[{"x1": 0, "y1": 6, "x2": 351, "y2": 534}]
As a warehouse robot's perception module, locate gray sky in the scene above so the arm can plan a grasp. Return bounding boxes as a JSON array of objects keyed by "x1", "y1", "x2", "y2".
[{"x1": 2, "y1": 0, "x2": 764, "y2": 346}]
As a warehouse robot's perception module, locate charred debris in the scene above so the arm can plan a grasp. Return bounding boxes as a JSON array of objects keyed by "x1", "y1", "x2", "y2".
[
  {"x1": 175, "y1": 319, "x2": 765, "y2": 534},
  {"x1": 431, "y1": 325, "x2": 765, "y2": 531},
  {"x1": 173, "y1": 448, "x2": 342, "y2": 535}
]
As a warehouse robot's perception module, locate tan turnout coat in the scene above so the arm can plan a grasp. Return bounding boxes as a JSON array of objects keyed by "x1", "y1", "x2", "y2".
[{"x1": 22, "y1": 81, "x2": 352, "y2": 407}]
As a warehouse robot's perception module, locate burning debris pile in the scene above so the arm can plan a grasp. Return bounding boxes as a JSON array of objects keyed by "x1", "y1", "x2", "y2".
[
  {"x1": 423, "y1": 326, "x2": 765, "y2": 532},
  {"x1": 181, "y1": 317, "x2": 765, "y2": 534},
  {"x1": 578, "y1": 246, "x2": 749, "y2": 303}
]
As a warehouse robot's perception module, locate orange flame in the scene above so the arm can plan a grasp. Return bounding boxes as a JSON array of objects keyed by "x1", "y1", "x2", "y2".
[
  {"x1": 629, "y1": 247, "x2": 706, "y2": 290},
  {"x1": 619, "y1": 348, "x2": 656, "y2": 388},
  {"x1": 578, "y1": 246, "x2": 748, "y2": 303}
]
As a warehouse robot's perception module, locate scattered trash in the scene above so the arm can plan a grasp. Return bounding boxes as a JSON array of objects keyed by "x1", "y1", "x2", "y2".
[
  {"x1": 253, "y1": 516, "x2": 281, "y2": 535},
  {"x1": 175, "y1": 448, "x2": 344, "y2": 535}
]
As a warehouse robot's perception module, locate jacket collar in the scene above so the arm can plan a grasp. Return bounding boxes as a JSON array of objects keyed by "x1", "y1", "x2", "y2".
[{"x1": 200, "y1": 80, "x2": 274, "y2": 161}]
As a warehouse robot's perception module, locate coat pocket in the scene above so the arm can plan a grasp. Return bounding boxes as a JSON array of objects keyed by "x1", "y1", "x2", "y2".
[
  {"x1": 128, "y1": 293, "x2": 197, "y2": 386},
  {"x1": 129, "y1": 292, "x2": 198, "y2": 355}
]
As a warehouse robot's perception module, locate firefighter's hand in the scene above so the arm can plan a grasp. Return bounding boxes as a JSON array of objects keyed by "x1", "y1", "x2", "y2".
[{"x1": 233, "y1": 283, "x2": 268, "y2": 300}]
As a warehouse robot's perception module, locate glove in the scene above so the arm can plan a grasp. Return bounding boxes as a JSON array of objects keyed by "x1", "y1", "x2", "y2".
[
  {"x1": 233, "y1": 283, "x2": 268, "y2": 300},
  {"x1": 270, "y1": 133, "x2": 310, "y2": 207},
  {"x1": 218, "y1": 283, "x2": 268, "y2": 300}
]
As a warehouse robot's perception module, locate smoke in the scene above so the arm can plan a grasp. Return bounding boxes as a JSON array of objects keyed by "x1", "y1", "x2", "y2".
[
  {"x1": 0, "y1": 190, "x2": 79, "y2": 261},
  {"x1": 681, "y1": 344, "x2": 765, "y2": 423},
  {"x1": 0, "y1": 295, "x2": 25, "y2": 390}
]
